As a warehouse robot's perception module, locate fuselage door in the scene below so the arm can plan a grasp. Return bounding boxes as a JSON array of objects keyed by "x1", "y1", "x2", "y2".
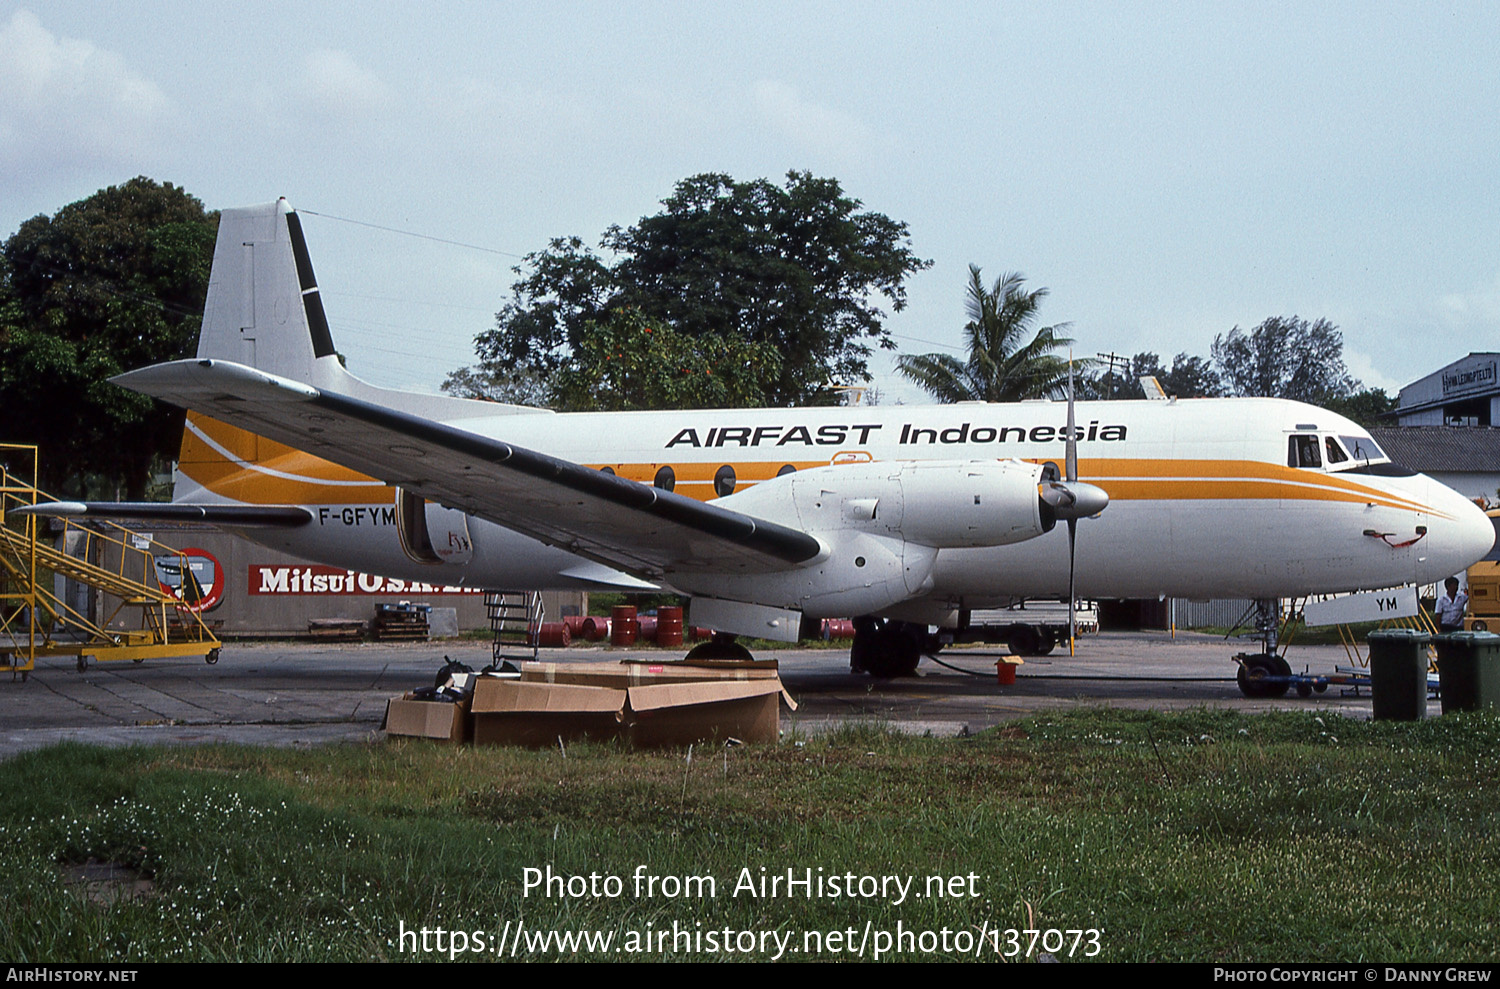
[{"x1": 396, "y1": 489, "x2": 474, "y2": 565}]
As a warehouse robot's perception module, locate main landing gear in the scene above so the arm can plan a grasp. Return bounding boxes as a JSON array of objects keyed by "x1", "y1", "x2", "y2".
[{"x1": 849, "y1": 617, "x2": 933, "y2": 678}]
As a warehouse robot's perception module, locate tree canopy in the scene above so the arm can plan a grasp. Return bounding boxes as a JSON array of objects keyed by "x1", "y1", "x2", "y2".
[
  {"x1": 549, "y1": 308, "x2": 782, "y2": 412},
  {"x1": 1210, "y1": 316, "x2": 1358, "y2": 407},
  {"x1": 897, "y1": 267, "x2": 1077, "y2": 403},
  {"x1": 447, "y1": 171, "x2": 929, "y2": 409},
  {"x1": 1083, "y1": 351, "x2": 1224, "y2": 400},
  {"x1": 0, "y1": 178, "x2": 217, "y2": 497}
]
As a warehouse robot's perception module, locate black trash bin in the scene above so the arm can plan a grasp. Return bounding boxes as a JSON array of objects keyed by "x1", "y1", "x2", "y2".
[
  {"x1": 1434, "y1": 631, "x2": 1500, "y2": 714},
  {"x1": 1367, "y1": 629, "x2": 1431, "y2": 721}
]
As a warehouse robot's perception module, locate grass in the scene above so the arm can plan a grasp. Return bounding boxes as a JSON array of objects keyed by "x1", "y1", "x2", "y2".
[{"x1": 2, "y1": 708, "x2": 1498, "y2": 962}]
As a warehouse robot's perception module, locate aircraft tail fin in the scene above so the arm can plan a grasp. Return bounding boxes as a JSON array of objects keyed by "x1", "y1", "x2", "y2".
[
  {"x1": 197, "y1": 199, "x2": 351, "y2": 389},
  {"x1": 197, "y1": 199, "x2": 545, "y2": 420}
]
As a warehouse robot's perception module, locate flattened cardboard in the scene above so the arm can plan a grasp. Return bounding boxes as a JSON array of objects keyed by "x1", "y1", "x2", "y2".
[
  {"x1": 384, "y1": 696, "x2": 470, "y2": 743},
  {"x1": 521, "y1": 661, "x2": 779, "y2": 688}
]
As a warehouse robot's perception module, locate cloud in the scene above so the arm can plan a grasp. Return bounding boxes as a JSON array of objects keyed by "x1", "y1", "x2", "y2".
[
  {"x1": 0, "y1": 9, "x2": 169, "y2": 173},
  {"x1": 298, "y1": 48, "x2": 390, "y2": 118},
  {"x1": 1439, "y1": 272, "x2": 1500, "y2": 327},
  {"x1": 1342, "y1": 347, "x2": 1401, "y2": 394},
  {"x1": 751, "y1": 80, "x2": 870, "y2": 159}
]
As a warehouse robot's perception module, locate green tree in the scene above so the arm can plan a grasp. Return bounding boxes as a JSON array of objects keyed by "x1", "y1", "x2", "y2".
[
  {"x1": 451, "y1": 172, "x2": 928, "y2": 408},
  {"x1": 1211, "y1": 316, "x2": 1357, "y2": 406},
  {"x1": 1324, "y1": 386, "x2": 1397, "y2": 427},
  {"x1": 897, "y1": 267, "x2": 1077, "y2": 403},
  {"x1": 0, "y1": 178, "x2": 217, "y2": 497},
  {"x1": 549, "y1": 308, "x2": 781, "y2": 412}
]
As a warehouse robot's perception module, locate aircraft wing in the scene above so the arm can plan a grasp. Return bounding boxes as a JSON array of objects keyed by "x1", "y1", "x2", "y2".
[{"x1": 112, "y1": 360, "x2": 825, "y2": 579}]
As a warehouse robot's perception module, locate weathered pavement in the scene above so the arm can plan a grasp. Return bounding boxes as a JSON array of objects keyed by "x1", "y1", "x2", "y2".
[{"x1": 0, "y1": 631, "x2": 1386, "y2": 755}]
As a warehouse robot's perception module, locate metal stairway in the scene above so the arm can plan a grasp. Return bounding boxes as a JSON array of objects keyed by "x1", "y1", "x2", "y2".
[
  {"x1": 483, "y1": 590, "x2": 544, "y2": 668},
  {"x1": 1, "y1": 444, "x2": 221, "y2": 677}
]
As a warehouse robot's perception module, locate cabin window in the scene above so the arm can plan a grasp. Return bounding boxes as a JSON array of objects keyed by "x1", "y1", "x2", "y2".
[
  {"x1": 714, "y1": 465, "x2": 737, "y2": 497},
  {"x1": 1288, "y1": 435, "x2": 1322, "y2": 469},
  {"x1": 653, "y1": 465, "x2": 676, "y2": 491}
]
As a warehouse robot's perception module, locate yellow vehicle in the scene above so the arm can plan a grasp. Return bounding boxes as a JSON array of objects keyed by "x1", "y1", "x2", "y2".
[{"x1": 1465, "y1": 508, "x2": 1500, "y2": 631}]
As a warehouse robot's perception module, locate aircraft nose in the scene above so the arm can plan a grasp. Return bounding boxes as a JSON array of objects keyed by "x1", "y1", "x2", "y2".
[
  {"x1": 1426, "y1": 477, "x2": 1495, "y2": 577},
  {"x1": 1454, "y1": 491, "x2": 1496, "y2": 568}
]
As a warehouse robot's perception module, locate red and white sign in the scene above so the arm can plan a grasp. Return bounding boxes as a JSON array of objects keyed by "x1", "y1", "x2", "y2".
[
  {"x1": 154, "y1": 548, "x2": 225, "y2": 612},
  {"x1": 248, "y1": 564, "x2": 485, "y2": 596}
]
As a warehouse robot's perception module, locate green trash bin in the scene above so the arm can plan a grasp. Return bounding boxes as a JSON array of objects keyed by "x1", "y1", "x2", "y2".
[
  {"x1": 1434, "y1": 632, "x2": 1500, "y2": 714},
  {"x1": 1367, "y1": 629, "x2": 1431, "y2": 721}
]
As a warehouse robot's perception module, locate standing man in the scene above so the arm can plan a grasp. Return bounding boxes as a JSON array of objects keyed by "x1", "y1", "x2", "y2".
[{"x1": 1436, "y1": 577, "x2": 1469, "y2": 634}]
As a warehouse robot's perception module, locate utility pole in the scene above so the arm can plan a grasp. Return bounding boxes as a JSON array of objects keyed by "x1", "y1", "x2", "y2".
[{"x1": 1096, "y1": 351, "x2": 1131, "y2": 399}]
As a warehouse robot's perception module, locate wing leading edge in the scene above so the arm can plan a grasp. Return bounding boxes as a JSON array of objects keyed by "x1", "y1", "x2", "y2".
[{"x1": 112, "y1": 359, "x2": 826, "y2": 579}]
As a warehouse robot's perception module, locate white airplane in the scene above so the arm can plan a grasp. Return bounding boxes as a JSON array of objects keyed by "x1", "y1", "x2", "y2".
[{"x1": 33, "y1": 200, "x2": 1496, "y2": 686}]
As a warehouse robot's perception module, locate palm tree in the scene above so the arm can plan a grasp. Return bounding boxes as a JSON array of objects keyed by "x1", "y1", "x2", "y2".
[{"x1": 897, "y1": 266, "x2": 1077, "y2": 402}]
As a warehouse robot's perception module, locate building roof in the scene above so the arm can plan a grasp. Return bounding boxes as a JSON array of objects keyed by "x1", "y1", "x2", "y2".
[{"x1": 1368, "y1": 426, "x2": 1500, "y2": 473}]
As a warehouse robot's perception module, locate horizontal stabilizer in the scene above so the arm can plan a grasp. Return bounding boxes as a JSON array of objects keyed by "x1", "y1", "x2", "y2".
[{"x1": 15, "y1": 502, "x2": 313, "y2": 527}]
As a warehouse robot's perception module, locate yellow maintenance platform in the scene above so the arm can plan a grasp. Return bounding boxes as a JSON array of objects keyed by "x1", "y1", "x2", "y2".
[{"x1": 1, "y1": 444, "x2": 221, "y2": 679}]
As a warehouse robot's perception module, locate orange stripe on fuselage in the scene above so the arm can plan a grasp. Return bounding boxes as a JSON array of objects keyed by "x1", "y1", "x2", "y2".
[
  {"x1": 177, "y1": 416, "x2": 1442, "y2": 519},
  {"x1": 178, "y1": 413, "x2": 391, "y2": 505}
]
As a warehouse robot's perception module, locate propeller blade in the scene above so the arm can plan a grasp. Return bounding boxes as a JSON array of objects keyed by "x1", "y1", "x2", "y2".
[
  {"x1": 1066, "y1": 355, "x2": 1078, "y2": 484},
  {"x1": 1068, "y1": 517, "x2": 1077, "y2": 656}
]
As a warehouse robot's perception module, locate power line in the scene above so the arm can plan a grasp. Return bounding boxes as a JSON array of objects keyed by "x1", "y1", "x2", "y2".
[{"x1": 297, "y1": 209, "x2": 529, "y2": 261}]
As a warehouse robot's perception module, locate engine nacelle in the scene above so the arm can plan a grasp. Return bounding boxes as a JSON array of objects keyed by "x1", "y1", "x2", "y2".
[
  {"x1": 677, "y1": 459, "x2": 1054, "y2": 619},
  {"x1": 894, "y1": 460, "x2": 1052, "y2": 547},
  {"x1": 720, "y1": 458, "x2": 1052, "y2": 549}
]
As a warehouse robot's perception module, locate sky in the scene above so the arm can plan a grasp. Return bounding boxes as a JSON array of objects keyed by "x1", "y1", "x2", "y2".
[{"x1": 2, "y1": 1, "x2": 1498, "y2": 402}]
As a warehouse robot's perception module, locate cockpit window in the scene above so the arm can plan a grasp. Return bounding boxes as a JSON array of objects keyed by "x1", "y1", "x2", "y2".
[
  {"x1": 1288, "y1": 434, "x2": 1322, "y2": 469},
  {"x1": 1324, "y1": 436, "x2": 1349, "y2": 464},
  {"x1": 1340, "y1": 434, "x2": 1385, "y2": 463}
]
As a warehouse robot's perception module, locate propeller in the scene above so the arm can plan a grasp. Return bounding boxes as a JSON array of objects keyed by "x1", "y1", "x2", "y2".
[{"x1": 1037, "y1": 359, "x2": 1109, "y2": 654}]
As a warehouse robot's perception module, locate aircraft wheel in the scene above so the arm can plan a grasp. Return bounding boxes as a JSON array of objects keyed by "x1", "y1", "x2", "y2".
[
  {"x1": 849, "y1": 616, "x2": 880, "y2": 673},
  {"x1": 683, "y1": 636, "x2": 754, "y2": 662},
  {"x1": 855, "y1": 619, "x2": 922, "y2": 678},
  {"x1": 1237, "y1": 653, "x2": 1290, "y2": 699},
  {"x1": 1006, "y1": 624, "x2": 1042, "y2": 657}
]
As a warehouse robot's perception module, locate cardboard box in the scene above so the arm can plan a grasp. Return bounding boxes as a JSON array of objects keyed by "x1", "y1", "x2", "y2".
[
  {"x1": 625, "y1": 679, "x2": 787, "y2": 747},
  {"x1": 384, "y1": 695, "x2": 471, "y2": 743},
  {"x1": 471, "y1": 678, "x2": 626, "y2": 747},
  {"x1": 472, "y1": 662, "x2": 796, "y2": 747}
]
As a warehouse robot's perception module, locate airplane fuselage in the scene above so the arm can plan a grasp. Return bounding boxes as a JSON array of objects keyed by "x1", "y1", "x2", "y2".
[{"x1": 179, "y1": 394, "x2": 1489, "y2": 616}]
